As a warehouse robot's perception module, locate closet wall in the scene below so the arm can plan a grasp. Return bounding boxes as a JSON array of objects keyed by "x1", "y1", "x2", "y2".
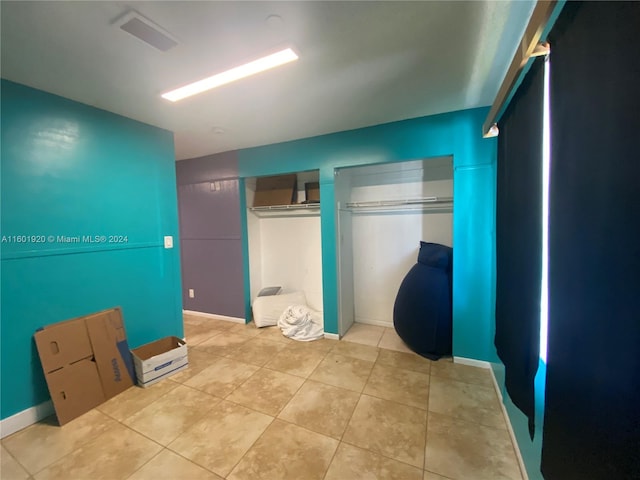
[
  {"x1": 238, "y1": 107, "x2": 497, "y2": 361},
  {"x1": 246, "y1": 171, "x2": 323, "y2": 313},
  {"x1": 336, "y1": 157, "x2": 453, "y2": 333}
]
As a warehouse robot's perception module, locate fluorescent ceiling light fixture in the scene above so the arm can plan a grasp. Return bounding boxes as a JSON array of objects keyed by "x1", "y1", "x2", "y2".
[{"x1": 162, "y1": 48, "x2": 298, "y2": 102}]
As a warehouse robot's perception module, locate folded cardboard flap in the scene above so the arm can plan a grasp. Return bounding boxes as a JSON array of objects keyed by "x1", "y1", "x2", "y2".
[
  {"x1": 33, "y1": 307, "x2": 135, "y2": 425},
  {"x1": 84, "y1": 309, "x2": 136, "y2": 399},
  {"x1": 46, "y1": 360, "x2": 106, "y2": 425},
  {"x1": 35, "y1": 320, "x2": 94, "y2": 373},
  {"x1": 133, "y1": 336, "x2": 183, "y2": 361}
]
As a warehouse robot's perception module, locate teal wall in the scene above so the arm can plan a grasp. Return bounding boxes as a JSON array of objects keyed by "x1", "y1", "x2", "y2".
[
  {"x1": 237, "y1": 107, "x2": 498, "y2": 362},
  {"x1": 492, "y1": 359, "x2": 547, "y2": 479},
  {"x1": 0, "y1": 80, "x2": 183, "y2": 420}
]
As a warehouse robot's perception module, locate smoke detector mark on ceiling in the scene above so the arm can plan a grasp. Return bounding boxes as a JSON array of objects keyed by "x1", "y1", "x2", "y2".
[
  {"x1": 114, "y1": 10, "x2": 178, "y2": 52},
  {"x1": 266, "y1": 15, "x2": 284, "y2": 29}
]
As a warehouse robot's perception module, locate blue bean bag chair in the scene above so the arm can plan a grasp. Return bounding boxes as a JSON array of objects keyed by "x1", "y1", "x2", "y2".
[{"x1": 393, "y1": 242, "x2": 453, "y2": 360}]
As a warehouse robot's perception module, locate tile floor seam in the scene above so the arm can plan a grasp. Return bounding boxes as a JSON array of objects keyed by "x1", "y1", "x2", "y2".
[
  {"x1": 23, "y1": 419, "x2": 165, "y2": 478},
  {"x1": 424, "y1": 467, "x2": 454, "y2": 480},
  {"x1": 373, "y1": 359, "x2": 425, "y2": 376},
  {"x1": 4, "y1": 412, "x2": 115, "y2": 478},
  {"x1": 425, "y1": 408, "x2": 509, "y2": 433},
  {"x1": 429, "y1": 371, "x2": 493, "y2": 387},
  {"x1": 122, "y1": 447, "x2": 166, "y2": 480},
  {"x1": 423, "y1": 372, "x2": 431, "y2": 471},
  {"x1": 112, "y1": 417, "x2": 167, "y2": 451},
  {"x1": 361, "y1": 392, "x2": 427, "y2": 412},
  {"x1": 99, "y1": 379, "x2": 182, "y2": 424},
  {"x1": 361, "y1": 379, "x2": 429, "y2": 412},
  {"x1": 338, "y1": 435, "x2": 427, "y2": 472},
  {"x1": 219, "y1": 394, "x2": 282, "y2": 424},
  {"x1": 222, "y1": 368, "x2": 306, "y2": 418},
  {"x1": 311, "y1": 343, "x2": 333, "y2": 369},
  {"x1": 224, "y1": 415, "x2": 277, "y2": 479},
  {"x1": 223, "y1": 364, "x2": 264, "y2": 398},
  {"x1": 356, "y1": 353, "x2": 378, "y2": 396},
  {"x1": 320, "y1": 440, "x2": 342, "y2": 480},
  {"x1": 122, "y1": 390, "x2": 221, "y2": 447},
  {"x1": 187, "y1": 331, "x2": 224, "y2": 347},
  {"x1": 168, "y1": 447, "x2": 225, "y2": 478},
  {"x1": 336, "y1": 389, "x2": 363, "y2": 443},
  {"x1": 272, "y1": 370, "x2": 308, "y2": 417},
  {"x1": 274, "y1": 414, "x2": 344, "y2": 442},
  {"x1": 2, "y1": 441, "x2": 33, "y2": 476}
]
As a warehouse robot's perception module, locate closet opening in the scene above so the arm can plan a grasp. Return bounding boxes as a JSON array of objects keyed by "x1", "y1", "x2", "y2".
[
  {"x1": 245, "y1": 170, "x2": 324, "y2": 329},
  {"x1": 335, "y1": 156, "x2": 454, "y2": 349}
]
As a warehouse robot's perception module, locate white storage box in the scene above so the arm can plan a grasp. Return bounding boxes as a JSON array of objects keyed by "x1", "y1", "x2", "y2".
[{"x1": 131, "y1": 336, "x2": 188, "y2": 387}]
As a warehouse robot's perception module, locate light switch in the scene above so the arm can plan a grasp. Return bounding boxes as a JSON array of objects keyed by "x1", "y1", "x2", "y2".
[{"x1": 164, "y1": 236, "x2": 173, "y2": 248}]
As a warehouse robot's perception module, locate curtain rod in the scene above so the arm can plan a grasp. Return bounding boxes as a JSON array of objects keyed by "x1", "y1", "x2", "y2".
[{"x1": 483, "y1": 1, "x2": 558, "y2": 138}]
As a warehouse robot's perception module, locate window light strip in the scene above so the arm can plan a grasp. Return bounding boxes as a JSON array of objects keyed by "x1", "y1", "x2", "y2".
[
  {"x1": 161, "y1": 48, "x2": 299, "y2": 102},
  {"x1": 540, "y1": 55, "x2": 551, "y2": 363}
]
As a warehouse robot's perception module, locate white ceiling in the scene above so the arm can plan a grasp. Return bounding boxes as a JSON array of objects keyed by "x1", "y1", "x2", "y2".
[{"x1": 1, "y1": 1, "x2": 534, "y2": 160}]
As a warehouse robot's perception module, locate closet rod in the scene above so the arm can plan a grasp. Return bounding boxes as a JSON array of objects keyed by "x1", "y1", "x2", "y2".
[
  {"x1": 250, "y1": 203, "x2": 320, "y2": 212},
  {"x1": 346, "y1": 196, "x2": 453, "y2": 209}
]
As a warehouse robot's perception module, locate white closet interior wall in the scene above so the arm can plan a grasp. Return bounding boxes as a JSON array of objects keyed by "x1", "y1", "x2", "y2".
[{"x1": 246, "y1": 172, "x2": 323, "y2": 313}]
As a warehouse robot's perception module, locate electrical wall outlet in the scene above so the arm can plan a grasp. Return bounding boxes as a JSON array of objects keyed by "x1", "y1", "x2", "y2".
[{"x1": 188, "y1": 289, "x2": 194, "y2": 298}]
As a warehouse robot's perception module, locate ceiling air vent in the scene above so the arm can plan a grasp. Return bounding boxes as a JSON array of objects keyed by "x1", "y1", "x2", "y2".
[{"x1": 114, "y1": 10, "x2": 178, "y2": 52}]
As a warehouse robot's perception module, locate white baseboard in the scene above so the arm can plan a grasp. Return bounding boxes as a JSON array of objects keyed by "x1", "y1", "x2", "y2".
[
  {"x1": 1, "y1": 400, "x2": 54, "y2": 438},
  {"x1": 489, "y1": 367, "x2": 529, "y2": 480},
  {"x1": 354, "y1": 318, "x2": 393, "y2": 329},
  {"x1": 183, "y1": 310, "x2": 245, "y2": 324},
  {"x1": 453, "y1": 356, "x2": 491, "y2": 369},
  {"x1": 323, "y1": 332, "x2": 340, "y2": 340}
]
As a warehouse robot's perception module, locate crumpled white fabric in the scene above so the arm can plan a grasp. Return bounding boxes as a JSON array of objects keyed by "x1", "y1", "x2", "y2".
[
  {"x1": 277, "y1": 304, "x2": 324, "y2": 341},
  {"x1": 252, "y1": 291, "x2": 307, "y2": 328}
]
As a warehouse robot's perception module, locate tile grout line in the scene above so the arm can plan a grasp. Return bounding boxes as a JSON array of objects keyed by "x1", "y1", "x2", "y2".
[
  {"x1": 223, "y1": 414, "x2": 277, "y2": 479},
  {"x1": 228, "y1": 333, "x2": 353, "y2": 472},
  {"x1": 121, "y1": 446, "x2": 166, "y2": 480},
  {"x1": 325, "y1": 340, "x2": 422, "y2": 477},
  {"x1": 4, "y1": 416, "x2": 79, "y2": 477},
  {"x1": 1, "y1": 440, "x2": 33, "y2": 478},
  {"x1": 423, "y1": 367, "x2": 431, "y2": 472}
]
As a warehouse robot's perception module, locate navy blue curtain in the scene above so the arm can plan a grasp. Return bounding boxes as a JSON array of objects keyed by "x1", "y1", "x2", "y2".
[
  {"x1": 542, "y1": 2, "x2": 640, "y2": 478},
  {"x1": 495, "y1": 57, "x2": 544, "y2": 439}
]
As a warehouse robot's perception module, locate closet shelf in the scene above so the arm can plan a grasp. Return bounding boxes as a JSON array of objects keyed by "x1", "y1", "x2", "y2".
[
  {"x1": 249, "y1": 203, "x2": 320, "y2": 217},
  {"x1": 345, "y1": 196, "x2": 453, "y2": 212}
]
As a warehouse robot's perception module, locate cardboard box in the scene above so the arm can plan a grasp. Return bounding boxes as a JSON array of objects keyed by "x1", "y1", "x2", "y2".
[
  {"x1": 34, "y1": 307, "x2": 135, "y2": 425},
  {"x1": 304, "y1": 181, "x2": 320, "y2": 203},
  {"x1": 131, "y1": 336, "x2": 188, "y2": 387},
  {"x1": 253, "y1": 174, "x2": 298, "y2": 207}
]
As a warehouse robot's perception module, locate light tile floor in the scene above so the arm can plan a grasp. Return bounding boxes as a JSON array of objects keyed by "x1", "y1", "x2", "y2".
[{"x1": 1, "y1": 317, "x2": 523, "y2": 480}]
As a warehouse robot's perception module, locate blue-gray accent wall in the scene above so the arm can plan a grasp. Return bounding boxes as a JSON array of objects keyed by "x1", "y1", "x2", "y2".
[{"x1": 176, "y1": 152, "x2": 245, "y2": 318}]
